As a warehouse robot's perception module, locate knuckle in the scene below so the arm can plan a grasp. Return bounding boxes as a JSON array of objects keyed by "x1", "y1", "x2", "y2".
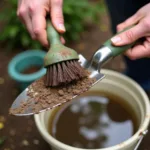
[
  {"x1": 125, "y1": 30, "x2": 134, "y2": 41},
  {"x1": 117, "y1": 24, "x2": 122, "y2": 30},
  {"x1": 33, "y1": 28, "x2": 42, "y2": 36},
  {"x1": 29, "y1": 5, "x2": 36, "y2": 13},
  {"x1": 18, "y1": 8, "x2": 26, "y2": 17},
  {"x1": 53, "y1": 12, "x2": 63, "y2": 23},
  {"x1": 53, "y1": 10, "x2": 63, "y2": 19},
  {"x1": 143, "y1": 19, "x2": 150, "y2": 29},
  {"x1": 117, "y1": 23, "x2": 125, "y2": 31},
  {"x1": 55, "y1": 13, "x2": 63, "y2": 20}
]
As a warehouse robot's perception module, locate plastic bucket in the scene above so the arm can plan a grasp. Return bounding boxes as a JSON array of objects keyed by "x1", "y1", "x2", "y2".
[
  {"x1": 34, "y1": 69, "x2": 150, "y2": 150},
  {"x1": 8, "y1": 50, "x2": 46, "y2": 90}
]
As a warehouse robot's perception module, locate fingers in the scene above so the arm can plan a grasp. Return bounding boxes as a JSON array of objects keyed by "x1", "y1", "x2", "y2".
[
  {"x1": 50, "y1": 0, "x2": 65, "y2": 33},
  {"x1": 125, "y1": 40, "x2": 150, "y2": 59},
  {"x1": 20, "y1": 14, "x2": 36, "y2": 39},
  {"x1": 111, "y1": 23, "x2": 147, "y2": 46},
  {"x1": 112, "y1": 4, "x2": 150, "y2": 59},
  {"x1": 31, "y1": 9, "x2": 48, "y2": 47},
  {"x1": 17, "y1": 1, "x2": 48, "y2": 46},
  {"x1": 17, "y1": 1, "x2": 36, "y2": 39},
  {"x1": 117, "y1": 11, "x2": 142, "y2": 32}
]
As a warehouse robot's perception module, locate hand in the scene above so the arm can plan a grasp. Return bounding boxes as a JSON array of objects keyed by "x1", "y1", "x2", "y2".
[
  {"x1": 111, "y1": 3, "x2": 150, "y2": 60},
  {"x1": 17, "y1": 0, "x2": 65, "y2": 47}
]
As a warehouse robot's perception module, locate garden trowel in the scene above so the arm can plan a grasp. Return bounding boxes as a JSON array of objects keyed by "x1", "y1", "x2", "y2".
[{"x1": 10, "y1": 27, "x2": 135, "y2": 116}]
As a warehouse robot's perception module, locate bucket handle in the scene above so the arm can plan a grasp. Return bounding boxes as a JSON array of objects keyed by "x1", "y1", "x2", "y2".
[{"x1": 134, "y1": 130, "x2": 148, "y2": 150}]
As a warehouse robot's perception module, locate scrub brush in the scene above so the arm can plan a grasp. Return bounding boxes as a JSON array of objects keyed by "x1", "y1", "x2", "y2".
[{"x1": 44, "y1": 22, "x2": 87, "y2": 87}]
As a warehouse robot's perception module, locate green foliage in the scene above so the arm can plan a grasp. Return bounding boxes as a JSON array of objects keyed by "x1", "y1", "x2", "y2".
[
  {"x1": 0, "y1": 0, "x2": 41, "y2": 49},
  {"x1": 63, "y1": 0, "x2": 105, "y2": 41},
  {"x1": 0, "y1": 0, "x2": 105, "y2": 49},
  {"x1": 0, "y1": 136, "x2": 6, "y2": 146}
]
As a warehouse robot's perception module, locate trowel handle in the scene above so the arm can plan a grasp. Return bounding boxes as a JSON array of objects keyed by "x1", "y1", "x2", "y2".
[
  {"x1": 47, "y1": 21, "x2": 61, "y2": 45},
  {"x1": 104, "y1": 26, "x2": 136, "y2": 57}
]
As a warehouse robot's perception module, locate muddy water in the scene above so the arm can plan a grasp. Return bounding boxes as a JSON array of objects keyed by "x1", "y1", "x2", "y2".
[{"x1": 48, "y1": 91, "x2": 138, "y2": 149}]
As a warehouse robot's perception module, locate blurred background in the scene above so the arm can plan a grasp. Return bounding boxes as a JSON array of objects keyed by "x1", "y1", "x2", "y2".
[{"x1": 0, "y1": 0, "x2": 148, "y2": 150}]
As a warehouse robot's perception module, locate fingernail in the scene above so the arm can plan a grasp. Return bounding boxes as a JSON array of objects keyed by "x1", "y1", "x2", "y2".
[
  {"x1": 58, "y1": 24, "x2": 65, "y2": 32},
  {"x1": 111, "y1": 36, "x2": 121, "y2": 44}
]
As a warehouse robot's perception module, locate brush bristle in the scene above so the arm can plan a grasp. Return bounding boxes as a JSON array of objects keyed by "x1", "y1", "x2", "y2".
[{"x1": 45, "y1": 60, "x2": 87, "y2": 87}]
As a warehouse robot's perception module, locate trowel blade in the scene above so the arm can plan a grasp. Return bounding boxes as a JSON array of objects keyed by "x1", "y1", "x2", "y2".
[{"x1": 10, "y1": 55, "x2": 105, "y2": 116}]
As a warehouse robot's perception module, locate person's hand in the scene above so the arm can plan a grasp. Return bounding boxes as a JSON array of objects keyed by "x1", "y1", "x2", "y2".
[
  {"x1": 111, "y1": 3, "x2": 150, "y2": 60},
  {"x1": 17, "y1": 0, "x2": 65, "y2": 47}
]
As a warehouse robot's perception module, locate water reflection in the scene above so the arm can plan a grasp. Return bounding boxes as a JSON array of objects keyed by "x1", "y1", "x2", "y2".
[{"x1": 51, "y1": 94, "x2": 136, "y2": 149}]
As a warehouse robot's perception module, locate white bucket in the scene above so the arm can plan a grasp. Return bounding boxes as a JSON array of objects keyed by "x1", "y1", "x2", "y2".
[{"x1": 34, "y1": 69, "x2": 150, "y2": 150}]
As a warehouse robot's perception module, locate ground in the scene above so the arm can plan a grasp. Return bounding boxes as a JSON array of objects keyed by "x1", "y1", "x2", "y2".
[{"x1": 0, "y1": 13, "x2": 150, "y2": 150}]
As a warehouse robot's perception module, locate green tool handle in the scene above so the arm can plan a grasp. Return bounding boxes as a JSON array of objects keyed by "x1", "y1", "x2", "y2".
[
  {"x1": 47, "y1": 21, "x2": 61, "y2": 45},
  {"x1": 104, "y1": 26, "x2": 136, "y2": 57}
]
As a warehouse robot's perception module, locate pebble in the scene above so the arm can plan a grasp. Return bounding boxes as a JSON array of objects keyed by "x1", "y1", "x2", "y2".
[
  {"x1": 58, "y1": 90, "x2": 64, "y2": 96},
  {"x1": 62, "y1": 88, "x2": 67, "y2": 92},
  {"x1": 33, "y1": 139, "x2": 40, "y2": 145},
  {"x1": 22, "y1": 140, "x2": 29, "y2": 146},
  {"x1": 73, "y1": 90, "x2": 80, "y2": 95},
  {"x1": 67, "y1": 89, "x2": 72, "y2": 93},
  {"x1": 9, "y1": 129, "x2": 16, "y2": 136},
  {"x1": 10, "y1": 72, "x2": 95, "y2": 115}
]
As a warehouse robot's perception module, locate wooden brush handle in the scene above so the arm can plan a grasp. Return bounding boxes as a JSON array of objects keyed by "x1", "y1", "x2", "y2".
[{"x1": 47, "y1": 21, "x2": 61, "y2": 45}]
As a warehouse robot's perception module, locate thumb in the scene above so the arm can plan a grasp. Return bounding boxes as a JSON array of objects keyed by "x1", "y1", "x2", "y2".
[{"x1": 111, "y1": 23, "x2": 146, "y2": 46}]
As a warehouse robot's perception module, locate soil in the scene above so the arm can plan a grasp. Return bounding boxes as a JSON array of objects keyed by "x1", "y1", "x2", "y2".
[
  {"x1": 0, "y1": 13, "x2": 150, "y2": 150},
  {"x1": 21, "y1": 66, "x2": 42, "y2": 74},
  {"x1": 9, "y1": 73, "x2": 96, "y2": 115}
]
